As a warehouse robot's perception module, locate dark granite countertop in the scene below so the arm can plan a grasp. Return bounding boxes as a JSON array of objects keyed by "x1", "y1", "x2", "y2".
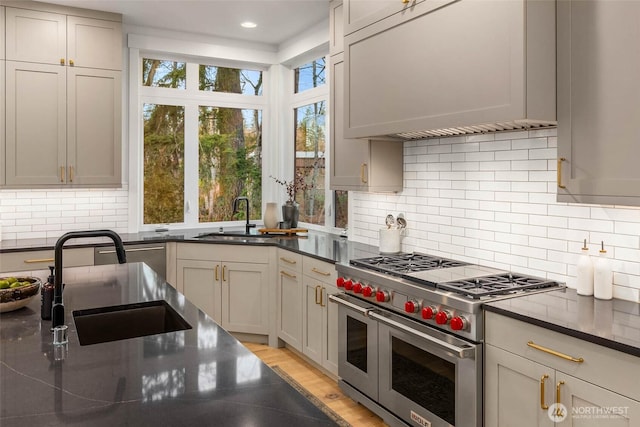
[
  {"x1": 0, "y1": 263, "x2": 340, "y2": 426},
  {"x1": 0, "y1": 228, "x2": 379, "y2": 265},
  {"x1": 485, "y1": 288, "x2": 640, "y2": 358}
]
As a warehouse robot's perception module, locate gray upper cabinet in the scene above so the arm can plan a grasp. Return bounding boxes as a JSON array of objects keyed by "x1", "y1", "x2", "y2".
[
  {"x1": 1, "y1": 7, "x2": 5, "y2": 186},
  {"x1": 343, "y1": 0, "x2": 427, "y2": 36},
  {"x1": 557, "y1": 0, "x2": 640, "y2": 205},
  {"x1": 329, "y1": 0, "x2": 344, "y2": 56},
  {"x1": 343, "y1": 0, "x2": 556, "y2": 140},
  {"x1": 330, "y1": 53, "x2": 403, "y2": 192},
  {"x1": 2, "y1": 4, "x2": 122, "y2": 187}
]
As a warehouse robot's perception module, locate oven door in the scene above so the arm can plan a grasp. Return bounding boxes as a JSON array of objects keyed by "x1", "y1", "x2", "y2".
[
  {"x1": 370, "y1": 310, "x2": 482, "y2": 427},
  {"x1": 330, "y1": 293, "x2": 379, "y2": 400}
]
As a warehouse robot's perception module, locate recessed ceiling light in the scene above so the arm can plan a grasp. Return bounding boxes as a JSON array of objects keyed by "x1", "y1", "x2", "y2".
[{"x1": 241, "y1": 22, "x2": 257, "y2": 29}]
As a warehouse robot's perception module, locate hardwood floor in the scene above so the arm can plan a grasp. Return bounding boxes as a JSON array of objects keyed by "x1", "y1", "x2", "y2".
[{"x1": 243, "y1": 342, "x2": 388, "y2": 427}]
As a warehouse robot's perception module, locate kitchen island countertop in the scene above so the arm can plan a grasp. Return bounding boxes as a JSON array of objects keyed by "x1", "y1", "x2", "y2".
[{"x1": 0, "y1": 263, "x2": 341, "y2": 426}]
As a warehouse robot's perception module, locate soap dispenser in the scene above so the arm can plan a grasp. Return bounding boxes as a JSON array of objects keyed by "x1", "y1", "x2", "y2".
[
  {"x1": 576, "y1": 239, "x2": 594, "y2": 296},
  {"x1": 594, "y1": 241, "x2": 613, "y2": 300},
  {"x1": 41, "y1": 266, "x2": 55, "y2": 320}
]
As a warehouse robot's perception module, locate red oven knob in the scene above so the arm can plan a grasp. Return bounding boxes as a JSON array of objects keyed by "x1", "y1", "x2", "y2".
[
  {"x1": 376, "y1": 290, "x2": 390, "y2": 302},
  {"x1": 352, "y1": 282, "x2": 363, "y2": 294},
  {"x1": 344, "y1": 280, "x2": 354, "y2": 291},
  {"x1": 435, "y1": 310, "x2": 452, "y2": 325},
  {"x1": 421, "y1": 305, "x2": 438, "y2": 320},
  {"x1": 362, "y1": 286, "x2": 374, "y2": 297},
  {"x1": 336, "y1": 277, "x2": 346, "y2": 288},
  {"x1": 404, "y1": 300, "x2": 420, "y2": 314},
  {"x1": 450, "y1": 316, "x2": 468, "y2": 331}
]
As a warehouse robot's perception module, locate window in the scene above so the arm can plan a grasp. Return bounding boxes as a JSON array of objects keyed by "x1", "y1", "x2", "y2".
[
  {"x1": 140, "y1": 57, "x2": 265, "y2": 227},
  {"x1": 292, "y1": 57, "x2": 347, "y2": 229},
  {"x1": 143, "y1": 59, "x2": 186, "y2": 88}
]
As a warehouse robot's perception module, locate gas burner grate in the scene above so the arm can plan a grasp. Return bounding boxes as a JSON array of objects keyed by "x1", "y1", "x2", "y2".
[
  {"x1": 350, "y1": 252, "x2": 469, "y2": 275},
  {"x1": 437, "y1": 273, "x2": 560, "y2": 299}
]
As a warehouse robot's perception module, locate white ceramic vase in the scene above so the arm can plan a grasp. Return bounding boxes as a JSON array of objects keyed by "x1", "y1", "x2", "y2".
[{"x1": 264, "y1": 202, "x2": 279, "y2": 229}]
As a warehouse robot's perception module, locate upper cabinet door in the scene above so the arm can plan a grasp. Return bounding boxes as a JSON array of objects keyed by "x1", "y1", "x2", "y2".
[
  {"x1": 557, "y1": 0, "x2": 640, "y2": 205},
  {"x1": 67, "y1": 16, "x2": 122, "y2": 70},
  {"x1": 329, "y1": 0, "x2": 344, "y2": 56},
  {"x1": 5, "y1": 8, "x2": 66, "y2": 65},
  {"x1": 344, "y1": 0, "x2": 427, "y2": 36},
  {"x1": 1, "y1": 7, "x2": 6, "y2": 60}
]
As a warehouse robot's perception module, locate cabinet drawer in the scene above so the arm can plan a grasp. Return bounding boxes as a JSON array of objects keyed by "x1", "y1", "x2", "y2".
[
  {"x1": 486, "y1": 311, "x2": 640, "y2": 401},
  {"x1": 278, "y1": 249, "x2": 302, "y2": 272},
  {"x1": 176, "y1": 243, "x2": 269, "y2": 264},
  {"x1": 0, "y1": 248, "x2": 94, "y2": 273},
  {"x1": 303, "y1": 256, "x2": 337, "y2": 285}
]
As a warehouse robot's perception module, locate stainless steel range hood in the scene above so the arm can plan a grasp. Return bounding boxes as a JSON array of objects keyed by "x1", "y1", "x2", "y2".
[{"x1": 393, "y1": 119, "x2": 557, "y2": 140}]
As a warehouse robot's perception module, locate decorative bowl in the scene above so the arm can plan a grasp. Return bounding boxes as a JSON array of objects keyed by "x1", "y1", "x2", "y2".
[{"x1": 0, "y1": 276, "x2": 42, "y2": 313}]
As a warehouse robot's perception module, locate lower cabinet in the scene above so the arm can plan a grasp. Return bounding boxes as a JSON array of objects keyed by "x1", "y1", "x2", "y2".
[
  {"x1": 302, "y1": 256, "x2": 339, "y2": 376},
  {"x1": 485, "y1": 311, "x2": 640, "y2": 426},
  {"x1": 175, "y1": 243, "x2": 271, "y2": 336},
  {"x1": 277, "y1": 249, "x2": 303, "y2": 351},
  {"x1": 0, "y1": 247, "x2": 94, "y2": 273}
]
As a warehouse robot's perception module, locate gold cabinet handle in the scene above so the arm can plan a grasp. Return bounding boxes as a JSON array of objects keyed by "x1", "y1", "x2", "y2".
[
  {"x1": 60, "y1": 166, "x2": 65, "y2": 182},
  {"x1": 69, "y1": 166, "x2": 74, "y2": 182},
  {"x1": 69, "y1": 59, "x2": 74, "y2": 67},
  {"x1": 360, "y1": 163, "x2": 368, "y2": 184},
  {"x1": 527, "y1": 341, "x2": 584, "y2": 363},
  {"x1": 315, "y1": 285, "x2": 321, "y2": 305},
  {"x1": 24, "y1": 258, "x2": 55, "y2": 263},
  {"x1": 320, "y1": 288, "x2": 326, "y2": 307},
  {"x1": 557, "y1": 157, "x2": 566, "y2": 189},
  {"x1": 556, "y1": 381, "x2": 565, "y2": 412},
  {"x1": 540, "y1": 374, "x2": 549, "y2": 410},
  {"x1": 215, "y1": 265, "x2": 219, "y2": 281},
  {"x1": 402, "y1": 0, "x2": 410, "y2": 3},
  {"x1": 311, "y1": 267, "x2": 331, "y2": 277},
  {"x1": 280, "y1": 257, "x2": 296, "y2": 265},
  {"x1": 222, "y1": 265, "x2": 227, "y2": 282},
  {"x1": 60, "y1": 58, "x2": 65, "y2": 65},
  {"x1": 280, "y1": 270, "x2": 296, "y2": 279}
]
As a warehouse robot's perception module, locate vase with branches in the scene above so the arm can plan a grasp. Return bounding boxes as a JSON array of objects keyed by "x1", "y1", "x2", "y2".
[{"x1": 270, "y1": 172, "x2": 311, "y2": 227}]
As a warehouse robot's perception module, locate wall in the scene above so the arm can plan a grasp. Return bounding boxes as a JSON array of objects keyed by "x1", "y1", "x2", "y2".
[
  {"x1": 0, "y1": 187, "x2": 129, "y2": 239},
  {"x1": 351, "y1": 128, "x2": 640, "y2": 302}
]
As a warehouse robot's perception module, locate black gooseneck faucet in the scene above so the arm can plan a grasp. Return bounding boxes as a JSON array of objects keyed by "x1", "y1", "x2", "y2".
[
  {"x1": 51, "y1": 230, "x2": 126, "y2": 328},
  {"x1": 232, "y1": 197, "x2": 255, "y2": 234}
]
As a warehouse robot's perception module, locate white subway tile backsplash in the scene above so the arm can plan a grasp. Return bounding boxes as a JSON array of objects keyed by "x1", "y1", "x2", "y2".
[{"x1": 351, "y1": 128, "x2": 640, "y2": 301}]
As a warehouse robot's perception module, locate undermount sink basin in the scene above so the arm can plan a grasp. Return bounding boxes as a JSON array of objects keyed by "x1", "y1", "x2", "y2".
[
  {"x1": 73, "y1": 300, "x2": 192, "y2": 346},
  {"x1": 195, "y1": 231, "x2": 274, "y2": 242}
]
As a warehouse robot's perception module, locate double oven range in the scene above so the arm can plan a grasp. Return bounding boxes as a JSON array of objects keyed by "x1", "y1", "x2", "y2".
[{"x1": 329, "y1": 253, "x2": 564, "y2": 427}]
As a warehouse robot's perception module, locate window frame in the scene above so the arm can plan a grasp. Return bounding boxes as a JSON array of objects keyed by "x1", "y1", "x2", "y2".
[
  {"x1": 133, "y1": 52, "x2": 269, "y2": 231},
  {"x1": 288, "y1": 55, "x2": 344, "y2": 234}
]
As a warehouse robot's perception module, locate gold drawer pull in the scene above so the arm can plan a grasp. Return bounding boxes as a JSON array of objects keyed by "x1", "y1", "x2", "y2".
[
  {"x1": 312, "y1": 267, "x2": 331, "y2": 276},
  {"x1": 527, "y1": 341, "x2": 584, "y2": 363},
  {"x1": 280, "y1": 257, "x2": 297, "y2": 264},
  {"x1": 556, "y1": 381, "x2": 565, "y2": 413},
  {"x1": 280, "y1": 270, "x2": 296, "y2": 279},
  {"x1": 540, "y1": 374, "x2": 549, "y2": 410},
  {"x1": 60, "y1": 166, "x2": 65, "y2": 182},
  {"x1": 222, "y1": 265, "x2": 227, "y2": 282},
  {"x1": 69, "y1": 166, "x2": 74, "y2": 182},
  {"x1": 24, "y1": 258, "x2": 55, "y2": 263},
  {"x1": 60, "y1": 58, "x2": 65, "y2": 65},
  {"x1": 557, "y1": 157, "x2": 566, "y2": 189},
  {"x1": 360, "y1": 163, "x2": 368, "y2": 184},
  {"x1": 215, "y1": 265, "x2": 219, "y2": 281},
  {"x1": 315, "y1": 285, "x2": 321, "y2": 305},
  {"x1": 402, "y1": 0, "x2": 410, "y2": 3},
  {"x1": 69, "y1": 59, "x2": 75, "y2": 67}
]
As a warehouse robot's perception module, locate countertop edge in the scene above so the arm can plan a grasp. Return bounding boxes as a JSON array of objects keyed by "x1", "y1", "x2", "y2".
[{"x1": 484, "y1": 303, "x2": 640, "y2": 358}]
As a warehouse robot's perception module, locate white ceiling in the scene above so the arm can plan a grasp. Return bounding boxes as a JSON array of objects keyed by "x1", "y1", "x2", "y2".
[{"x1": 41, "y1": 0, "x2": 329, "y2": 48}]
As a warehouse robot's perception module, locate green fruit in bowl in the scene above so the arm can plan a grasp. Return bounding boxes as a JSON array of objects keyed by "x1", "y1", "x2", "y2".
[
  {"x1": 0, "y1": 280, "x2": 10, "y2": 289},
  {"x1": 9, "y1": 282, "x2": 23, "y2": 288},
  {"x1": 6, "y1": 277, "x2": 18, "y2": 284}
]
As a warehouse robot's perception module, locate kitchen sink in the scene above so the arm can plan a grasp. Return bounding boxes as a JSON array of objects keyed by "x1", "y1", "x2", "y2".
[
  {"x1": 195, "y1": 231, "x2": 275, "y2": 242},
  {"x1": 73, "y1": 300, "x2": 192, "y2": 346}
]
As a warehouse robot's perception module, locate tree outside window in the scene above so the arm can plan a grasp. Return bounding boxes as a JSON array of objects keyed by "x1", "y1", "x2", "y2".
[{"x1": 141, "y1": 58, "x2": 263, "y2": 225}]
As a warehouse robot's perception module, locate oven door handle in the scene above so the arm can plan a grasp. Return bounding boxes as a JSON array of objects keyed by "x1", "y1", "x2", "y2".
[
  {"x1": 328, "y1": 293, "x2": 373, "y2": 316},
  {"x1": 367, "y1": 311, "x2": 476, "y2": 359}
]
